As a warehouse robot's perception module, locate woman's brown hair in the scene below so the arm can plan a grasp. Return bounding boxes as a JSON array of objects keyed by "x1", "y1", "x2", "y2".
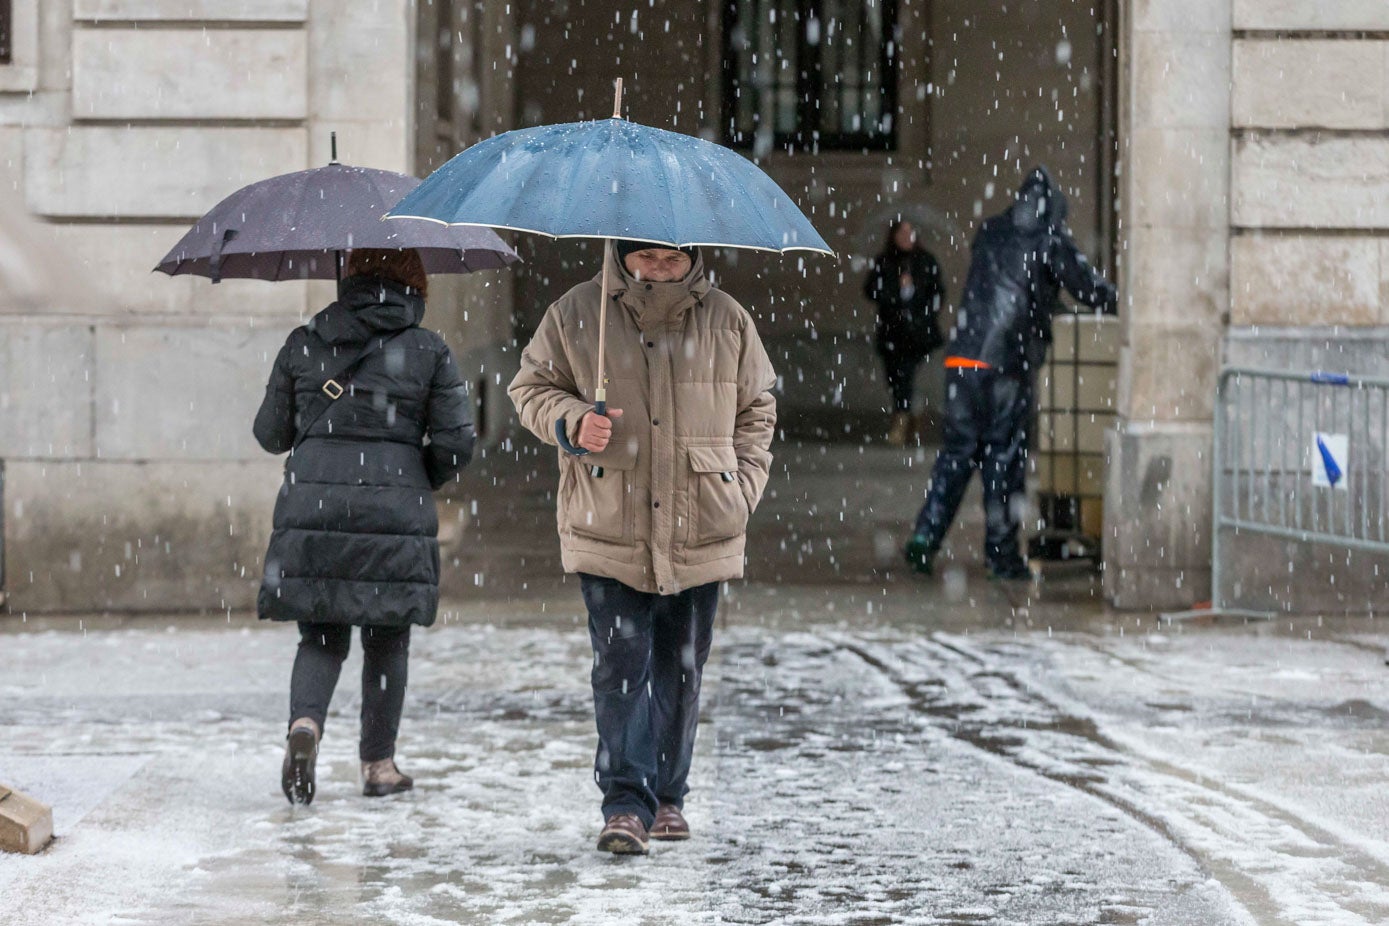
[
  {"x1": 346, "y1": 248, "x2": 428, "y2": 299},
  {"x1": 882, "y1": 218, "x2": 922, "y2": 257}
]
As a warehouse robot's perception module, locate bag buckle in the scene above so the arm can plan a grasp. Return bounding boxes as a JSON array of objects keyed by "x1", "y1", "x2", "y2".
[{"x1": 321, "y1": 379, "x2": 345, "y2": 399}]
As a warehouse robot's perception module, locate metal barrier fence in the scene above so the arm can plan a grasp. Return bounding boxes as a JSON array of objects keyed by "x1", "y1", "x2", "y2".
[{"x1": 1205, "y1": 366, "x2": 1389, "y2": 616}]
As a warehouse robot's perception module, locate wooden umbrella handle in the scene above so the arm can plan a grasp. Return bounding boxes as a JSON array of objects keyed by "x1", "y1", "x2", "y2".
[
  {"x1": 595, "y1": 237, "x2": 611, "y2": 410},
  {"x1": 557, "y1": 79, "x2": 624, "y2": 456}
]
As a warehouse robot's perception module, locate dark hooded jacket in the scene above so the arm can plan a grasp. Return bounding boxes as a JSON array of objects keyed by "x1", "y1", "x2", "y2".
[
  {"x1": 947, "y1": 167, "x2": 1117, "y2": 376},
  {"x1": 253, "y1": 275, "x2": 475, "y2": 627}
]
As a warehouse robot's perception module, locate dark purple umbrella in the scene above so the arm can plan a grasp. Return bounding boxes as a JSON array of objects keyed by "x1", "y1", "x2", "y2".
[{"x1": 155, "y1": 146, "x2": 517, "y2": 283}]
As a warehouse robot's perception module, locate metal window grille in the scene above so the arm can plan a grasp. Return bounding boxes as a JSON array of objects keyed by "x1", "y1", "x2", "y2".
[
  {"x1": 436, "y1": 0, "x2": 455, "y2": 126},
  {"x1": 722, "y1": 0, "x2": 900, "y2": 152},
  {"x1": 0, "y1": 2, "x2": 11, "y2": 66}
]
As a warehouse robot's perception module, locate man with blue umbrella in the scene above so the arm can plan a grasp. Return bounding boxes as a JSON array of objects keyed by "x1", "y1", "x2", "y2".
[
  {"x1": 509, "y1": 239, "x2": 777, "y2": 854},
  {"x1": 388, "y1": 81, "x2": 829, "y2": 853}
]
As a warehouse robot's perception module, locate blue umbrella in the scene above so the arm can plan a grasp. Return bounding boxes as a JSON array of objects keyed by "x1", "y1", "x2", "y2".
[
  {"x1": 384, "y1": 118, "x2": 831, "y2": 254},
  {"x1": 386, "y1": 81, "x2": 832, "y2": 455}
]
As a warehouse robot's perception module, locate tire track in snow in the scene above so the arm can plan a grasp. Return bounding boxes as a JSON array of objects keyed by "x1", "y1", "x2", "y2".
[{"x1": 825, "y1": 631, "x2": 1389, "y2": 926}]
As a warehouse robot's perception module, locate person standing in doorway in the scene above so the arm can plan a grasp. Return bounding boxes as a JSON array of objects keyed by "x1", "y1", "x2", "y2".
[
  {"x1": 255, "y1": 248, "x2": 476, "y2": 804},
  {"x1": 863, "y1": 219, "x2": 945, "y2": 445},
  {"x1": 904, "y1": 167, "x2": 1116, "y2": 579},
  {"x1": 509, "y1": 240, "x2": 776, "y2": 855}
]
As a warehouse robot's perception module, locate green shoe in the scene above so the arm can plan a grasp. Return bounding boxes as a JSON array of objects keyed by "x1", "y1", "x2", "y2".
[{"x1": 903, "y1": 535, "x2": 935, "y2": 575}]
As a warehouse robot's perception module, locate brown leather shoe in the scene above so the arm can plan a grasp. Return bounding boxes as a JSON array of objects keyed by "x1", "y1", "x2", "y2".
[
  {"x1": 596, "y1": 813, "x2": 649, "y2": 855},
  {"x1": 651, "y1": 803, "x2": 690, "y2": 841},
  {"x1": 361, "y1": 758, "x2": 414, "y2": 797}
]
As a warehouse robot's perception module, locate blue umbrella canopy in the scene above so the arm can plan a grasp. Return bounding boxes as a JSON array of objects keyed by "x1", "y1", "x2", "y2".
[
  {"x1": 385, "y1": 117, "x2": 833, "y2": 255},
  {"x1": 387, "y1": 86, "x2": 832, "y2": 457}
]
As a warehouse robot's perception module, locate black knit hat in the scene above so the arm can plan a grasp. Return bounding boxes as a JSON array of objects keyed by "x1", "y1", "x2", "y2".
[{"x1": 614, "y1": 239, "x2": 698, "y2": 263}]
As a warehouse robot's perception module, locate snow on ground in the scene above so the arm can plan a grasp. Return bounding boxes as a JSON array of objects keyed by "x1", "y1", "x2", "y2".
[{"x1": 1, "y1": 592, "x2": 1386, "y2": 925}]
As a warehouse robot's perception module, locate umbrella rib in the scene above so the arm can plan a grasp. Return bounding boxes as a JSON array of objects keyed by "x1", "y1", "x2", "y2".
[
  {"x1": 551, "y1": 126, "x2": 600, "y2": 240},
  {"x1": 653, "y1": 130, "x2": 685, "y2": 249}
]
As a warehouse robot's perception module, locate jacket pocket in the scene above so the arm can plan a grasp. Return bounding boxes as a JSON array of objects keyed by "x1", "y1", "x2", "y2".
[
  {"x1": 688, "y1": 444, "x2": 748, "y2": 545},
  {"x1": 562, "y1": 447, "x2": 637, "y2": 545}
]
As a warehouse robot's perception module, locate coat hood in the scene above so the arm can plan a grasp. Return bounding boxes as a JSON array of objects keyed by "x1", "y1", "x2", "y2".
[
  {"x1": 1010, "y1": 165, "x2": 1067, "y2": 232},
  {"x1": 597, "y1": 244, "x2": 712, "y2": 330},
  {"x1": 308, "y1": 275, "x2": 426, "y2": 345}
]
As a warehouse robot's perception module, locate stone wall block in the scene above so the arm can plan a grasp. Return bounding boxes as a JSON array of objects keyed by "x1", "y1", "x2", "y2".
[
  {"x1": 25, "y1": 127, "x2": 308, "y2": 219},
  {"x1": 73, "y1": 0, "x2": 308, "y2": 21},
  {"x1": 1234, "y1": 135, "x2": 1389, "y2": 229},
  {"x1": 1129, "y1": 129, "x2": 1230, "y2": 231},
  {"x1": 72, "y1": 29, "x2": 307, "y2": 121},
  {"x1": 1125, "y1": 226, "x2": 1229, "y2": 329},
  {"x1": 1232, "y1": 40, "x2": 1385, "y2": 130},
  {"x1": 1231, "y1": 236, "x2": 1380, "y2": 326},
  {"x1": 1102, "y1": 426, "x2": 1214, "y2": 608},
  {"x1": 0, "y1": 323, "x2": 94, "y2": 458},
  {"x1": 307, "y1": 127, "x2": 409, "y2": 175},
  {"x1": 308, "y1": 0, "x2": 411, "y2": 126},
  {"x1": 1133, "y1": 0, "x2": 1233, "y2": 33},
  {"x1": 1119, "y1": 325, "x2": 1219, "y2": 422},
  {"x1": 42, "y1": 223, "x2": 307, "y2": 317},
  {"x1": 1132, "y1": 30, "x2": 1231, "y2": 131},
  {"x1": 15, "y1": 0, "x2": 51, "y2": 93},
  {"x1": 1233, "y1": 0, "x2": 1389, "y2": 31},
  {"x1": 1380, "y1": 241, "x2": 1389, "y2": 324},
  {"x1": 94, "y1": 324, "x2": 294, "y2": 461},
  {"x1": 3, "y1": 460, "x2": 282, "y2": 613},
  {"x1": 1225, "y1": 328, "x2": 1389, "y2": 378}
]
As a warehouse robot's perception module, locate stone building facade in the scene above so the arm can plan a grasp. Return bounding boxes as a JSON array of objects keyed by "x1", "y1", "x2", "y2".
[
  {"x1": 0, "y1": 1, "x2": 422, "y2": 612},
  {"x1": 1, "y1": 0, "x2": 1384, "y2": 613},
  {"x1": 1106, "y1": 0, "x2": 1389, "y2": 609}
]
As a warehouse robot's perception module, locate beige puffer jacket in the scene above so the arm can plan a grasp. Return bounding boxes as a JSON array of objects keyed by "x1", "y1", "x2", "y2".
[{"x1": 508, "y1": 249, "x2": 777, "y2": 594}]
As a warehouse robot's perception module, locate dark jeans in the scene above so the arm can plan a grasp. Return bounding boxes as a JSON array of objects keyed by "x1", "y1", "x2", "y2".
[
  {"x1": 877, "y1": 341, "x2": 927, "y2": 413},
  {"x1": 289, "y1": 622, "x2": 411, "y2": 762},
  {"x1": 912, "y1": 368, "x2": 1030, "y2": 569},
  {"x1": 580, "y1": 574, "x2": 719, "y2": 829}
]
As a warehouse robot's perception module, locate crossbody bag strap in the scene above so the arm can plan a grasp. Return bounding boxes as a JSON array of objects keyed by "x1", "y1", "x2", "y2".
[{"x1": 293, "y1": 329, "x2": 409, "y2": 449}]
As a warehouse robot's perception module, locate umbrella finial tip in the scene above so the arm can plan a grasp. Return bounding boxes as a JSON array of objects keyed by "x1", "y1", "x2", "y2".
[
  {"x1": 613, "y1": 78, "x2": 623, "y2": 119},
  {"x1": 330, "y1": 131, "x2": 339, "y2": 165}
]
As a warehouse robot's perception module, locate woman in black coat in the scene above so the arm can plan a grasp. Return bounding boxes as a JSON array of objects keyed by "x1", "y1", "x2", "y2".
[
  {"x1": 254, "y1": 248, "x2": 475, "y2": 804},
  {"x1": 863, "y1": 220, "x2": 946, "y2": 446}
]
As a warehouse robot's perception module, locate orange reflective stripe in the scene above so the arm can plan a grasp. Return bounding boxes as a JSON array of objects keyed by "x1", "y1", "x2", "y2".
[{"x1": 944, "y1": 356, "x2": 992, "y2": 370}]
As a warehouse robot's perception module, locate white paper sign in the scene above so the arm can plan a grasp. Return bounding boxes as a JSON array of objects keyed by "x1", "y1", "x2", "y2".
[{"x1": 1312, "y1": 432, "x2": 1348, "y2": 490}]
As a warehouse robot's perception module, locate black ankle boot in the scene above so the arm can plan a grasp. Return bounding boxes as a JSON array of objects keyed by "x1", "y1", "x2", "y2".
[{"x1": 281, "y1": 718, "x2": 320, "y2": 805}]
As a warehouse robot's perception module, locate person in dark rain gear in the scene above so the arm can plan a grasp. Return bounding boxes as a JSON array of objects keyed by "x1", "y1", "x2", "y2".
[
  {"x1": 509, "y1": 240, "x2": 776, "y2": 855},
  {"x1": 254, "y1": 248, "x2": 475, "y2": 804},
  {"x1": 904, "y1": 167, "x2": 1116, "y2": 579},
  {"x1": 863, "y1": 219, "x2": 945, "y2": 446}
]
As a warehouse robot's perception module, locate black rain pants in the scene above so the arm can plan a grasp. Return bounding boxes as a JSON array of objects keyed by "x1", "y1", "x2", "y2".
[{"x1": 912, "y1": 367, "x2": 1030, "y2": 570}]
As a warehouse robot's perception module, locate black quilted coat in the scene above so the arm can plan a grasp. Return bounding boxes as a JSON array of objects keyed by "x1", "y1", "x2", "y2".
[{"x1": 253, "y1": 275, "x2": 475, "y2": 627}]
